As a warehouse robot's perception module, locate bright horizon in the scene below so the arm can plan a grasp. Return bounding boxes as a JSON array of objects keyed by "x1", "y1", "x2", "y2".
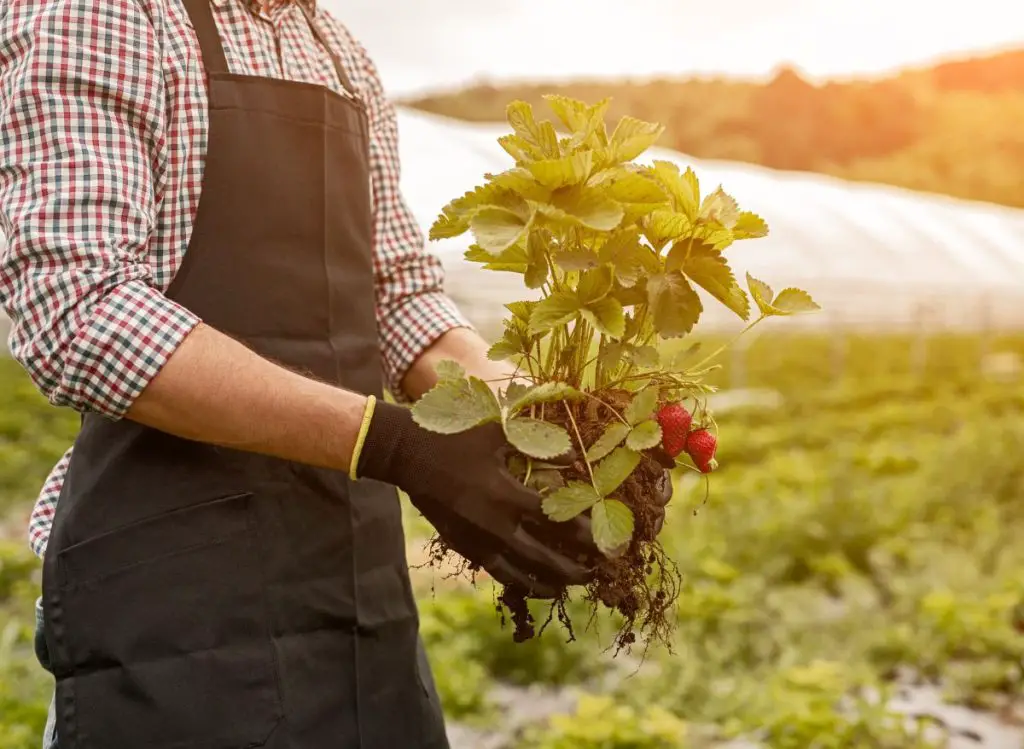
[{"x1": 327, "y1": 0, "x2": 1024, "y2": 97}]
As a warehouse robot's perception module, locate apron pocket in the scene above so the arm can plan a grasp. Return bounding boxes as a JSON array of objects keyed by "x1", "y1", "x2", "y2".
[{"x1": 54, "y1": 491, "x2": 282, "y2": 749}]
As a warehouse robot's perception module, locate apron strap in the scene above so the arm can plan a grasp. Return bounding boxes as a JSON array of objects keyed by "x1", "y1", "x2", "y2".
[
  {"x1": 183, "y1": 0, "x2": 230, "y2": 75},
  {"x1": 298, "y1": 3, "x2": 359, "y2": 98},
  {"x1": 181, "y1": 0, "x2": 357, "y2": 97}
]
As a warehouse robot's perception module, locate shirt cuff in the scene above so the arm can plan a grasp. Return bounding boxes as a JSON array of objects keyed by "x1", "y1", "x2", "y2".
[
  {"x1": 58, "y1": 279, "x2": 201, "y2": 418},
  {"x1": 379, "y1": 291, "x2": 474, "y2": 402}
]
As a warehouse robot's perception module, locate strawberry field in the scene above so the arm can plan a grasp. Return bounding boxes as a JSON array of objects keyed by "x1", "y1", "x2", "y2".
[{"x1": 2, "y1": 331, "x2": 1024, "y2": 747}]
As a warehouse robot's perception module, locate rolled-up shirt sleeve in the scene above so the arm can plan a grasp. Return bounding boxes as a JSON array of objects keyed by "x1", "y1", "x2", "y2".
[
  {"x1": 350, "y1": 37, "x2": 473, "y2": 398},
  {"x1": 0, "y1": 0, "x2": 200, "y2": 418}
]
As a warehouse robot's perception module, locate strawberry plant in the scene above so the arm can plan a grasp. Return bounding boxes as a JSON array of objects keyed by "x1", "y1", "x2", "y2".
[{"x1": 411, "y1": 95, "x2": 819, "y2": 649}]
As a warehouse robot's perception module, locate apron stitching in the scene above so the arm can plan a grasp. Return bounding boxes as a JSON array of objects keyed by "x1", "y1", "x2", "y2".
[
  {"x1": 248, "y1": 498, "x2": 288, "y2": 727},
  {"x1": 59, "y1": 531, "x2": 248, "y2": 591},
  {"x1": 206, "y1": 102, "x2": 364, "y2": 134}
]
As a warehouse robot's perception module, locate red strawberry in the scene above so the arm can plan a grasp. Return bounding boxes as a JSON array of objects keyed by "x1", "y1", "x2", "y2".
[
  {"x1": 686, "y1": 429, "x2": 718, "y2": 473},
  {"x1": 656, "y1": 403, "x2": 692, "y2": 458}
]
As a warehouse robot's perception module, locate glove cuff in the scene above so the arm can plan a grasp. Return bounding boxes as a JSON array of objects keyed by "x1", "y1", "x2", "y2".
[
  {"x1": 353, "y1": 399, "x2": 417, "y2": 487},
  {"x1": 347, "y1": 395, "x2": 377, "y2": 480}
]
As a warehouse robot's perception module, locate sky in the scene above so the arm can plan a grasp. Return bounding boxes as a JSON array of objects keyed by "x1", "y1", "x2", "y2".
[{"x1": 326, "y1": 0, "x2": 1024, "y2": 97}]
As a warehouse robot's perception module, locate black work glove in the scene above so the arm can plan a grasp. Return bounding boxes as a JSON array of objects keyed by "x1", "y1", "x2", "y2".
[
  {"x1": 644, "y1": 448, "x2": 677, "y2": 541},
  {"x1": 412, "y1": 492, "x2": 596, "y2": 598},
  {"x1": 357, "y1": 402, "x2": 600, "y2": 596}
]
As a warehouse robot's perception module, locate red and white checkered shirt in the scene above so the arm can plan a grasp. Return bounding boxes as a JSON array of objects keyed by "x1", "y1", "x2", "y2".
[{"x1": 0, "y1": 0, "x2": 470, "y2": 558}]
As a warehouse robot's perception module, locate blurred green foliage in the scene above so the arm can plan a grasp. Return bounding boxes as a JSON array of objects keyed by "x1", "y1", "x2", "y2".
[
  {"x1": 518, "y1": 695, "x2": 689, "y2": 749},
  {"x1": 404, "y1": 49, "x2": 1024, "y2": 208},
  {"x1": 0, "y1": 540, "x2": 48, "y2": 748},
  {"x1": 2, "y1": 331, "x2": 1024, "y2": 746}
]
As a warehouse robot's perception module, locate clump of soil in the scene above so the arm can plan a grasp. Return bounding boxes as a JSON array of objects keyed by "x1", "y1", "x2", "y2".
[{"x1": 424, "y1": 389, "x2": 683, "y2": 654}]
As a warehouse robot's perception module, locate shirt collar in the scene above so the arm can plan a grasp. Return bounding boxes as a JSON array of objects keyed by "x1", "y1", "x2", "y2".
[{"x1": 244, "y1": 0, "x2": 317, "y2": 17}]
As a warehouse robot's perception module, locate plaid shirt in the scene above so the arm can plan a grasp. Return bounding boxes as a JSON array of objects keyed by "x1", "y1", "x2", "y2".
[{"x1": 0, "y1": 0, "x2": 470, "y2": 558}]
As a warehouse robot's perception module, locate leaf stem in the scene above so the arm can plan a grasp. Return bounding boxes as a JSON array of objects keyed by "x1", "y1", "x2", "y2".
[
  {"x1": 543, "y1": 329, "x2": 560, "y2": 376},
  {"x1": 615, "y1": 307, "x2": 648, "y2": 385},
  {"x1": 564, "y1": 322, "x2": 584, "y2": 384},
  {"x1": 686, "y1": 315, "x2": 765, "y2": 373},
  {"x1": 532, "y1": 338, "x2": 544, "y2": 380},
  {"x1": 575, "y1": 322, "x2": 594, "y2": 386},
  {"x1": 564, "y1": 403, "x2": 596, "y2": 489},
  {"x1": 603, "y1": 369, "x2": 703, "y2": 392},
  {"x1": 583, "y1": 392, "x2": 630, "y2": 426}
]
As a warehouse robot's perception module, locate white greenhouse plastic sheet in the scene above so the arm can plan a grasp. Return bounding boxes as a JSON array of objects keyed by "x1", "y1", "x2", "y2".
[
  {"x1": 2, "y1": 107, "x2": 1024, "y2": 349},
  {"x1": 393, "y1": 107, "x2": 1024, "y2": 333}
]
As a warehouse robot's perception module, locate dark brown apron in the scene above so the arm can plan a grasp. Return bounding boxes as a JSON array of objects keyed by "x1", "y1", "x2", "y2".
[{"x1": 39, "y1": 1, "x2": 449, "y2": 746}]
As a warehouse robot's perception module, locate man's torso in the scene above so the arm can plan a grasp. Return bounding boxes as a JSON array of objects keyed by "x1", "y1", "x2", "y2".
[{"x1": 25, "y1": 0, "x2": 395, "y2": 556}]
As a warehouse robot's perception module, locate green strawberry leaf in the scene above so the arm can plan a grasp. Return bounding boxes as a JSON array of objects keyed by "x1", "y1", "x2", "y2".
[
  {"x1": 600, "y1": 342, "x2": 659, "y2": 371},
  {"x1": 698, "y1": 186, "x2": 740, "y2": 229},
  {"x1": 504, "y1": 417, "x2": 572, "y2": 460},
  {"x1": 552, "y1": 248, "x2": 600, "y2": 271},
  {"x1": 626, "y1": 420, "x2": 662, "y2": 451},
  {"x1": 581, "y1": 297, "x2": 625, "y2": 339},
  {"x1": 649, "y1": 161, "x2": 699, "y2": 220},
  {"x1": 733, "y1": 211, "x2": 769, "y2": 239},
  {"x1": 486, "y1": 339, "x2": 519, "y2": 362},
  {"x1": 746, "y1": 273, "x2": 775, "y2": 316},
  {"x1": 641, "y1": 209, "x2": 691, "y2": 251},
  {"x1": 465, "y1": 243, "x2": 530, "y2": 273},
  {"x1": 524, "y1": 232, "x2": 550, "y2": 289},
  {"x1": 488, "y1": 168, "x2": 551, "y2": 202},
  {"x1": 746, "y1": 274, "x2": 820, "y2": 317},
  {"x1": 679, "y1": 167, "x2": 701, "y2": 218},
  {"x1": 586, "y1": 422, "x2": 630, "y2": 463},
  {"x1": 624, "y1": 387, "x2": 659, "y2": 426},
  {"x1": 470, "y1": 207, "x2": 529, "y2": 253},
  {"x1": 592, "y1": 499, "x2": 635, "y2": 556},
  {"x1": 487, "y1": 327, "x2": 528, "y2": 362},
  {"x1": 506, "y1": 101, "x2": 561, "y2": 159},
  {"x1": 526, "y1": 152, "x2": 594, "y2": 189},
  {"x1": 593, "y1": 447, "x2": 642, "y2": 497},
  {"x1": 598, "y1": 341, "x2": 626, "y2": 374},
  {"x1": 631, "y1": 345, "x2": 660, "y2": 369},
  {"x1": 577, "y1": 265, "x2": 614, "y2": 305},
  {"x1": 607, "y1": 116, "x2": 665, "y2": 163},
  {"x1": 510, "y1": 382, "x2": 585, "y2": 412},
  {"x1": 527, "y1": 468, "x2": 566, "y2": 495},
  {"x1": 600, "y1": 168, "x2": 668, "y2": 205},
  {"x1": 648, "y1": 271, "x2": 703, "y2": 338},
  {"x1": 598, "y1": 228, "x2": 654, "y2": 287},
  {"x1": 463, "y1": 245, "x2": 497, "y2": 265},
  {"x1": 412, "y1": 370, "x2": 502, "y2": 434},
  {"x1": 528, "y1": 291, "x2": 580, "y2": 335},
  {"x1": 549, "y1": 187, "x2": 625, "y2": 231},
  {"x1": 769, "y1": 288, "x2": 821, "y2": 315},
  {"x1": 544, "y1": 94, "x2": 608, "y2": 139},
  {"x1": 429, "y1": 212, "x2": 467, "y2": 241},
  {"x1": 612, "y1": 279, "x2": 649, "y2": 308},
  {"x1": 497, "y1": 134, "x2": 534, "y2": 164},
  {"x1": 505, "y1": 301, "x2": 537, "y2": 322},
  {"x1": 675, "y1": 242, "x2": 751, "y2": 321},
  {"x1": 435, "y1": 359, "x2": 466, "y2": 381},
  {"x1": 501, "y1": 382, "x2": 532, "y2": 409},
  {"x1": 542, "y1": 482, "x2": 601, "y2": 522}
]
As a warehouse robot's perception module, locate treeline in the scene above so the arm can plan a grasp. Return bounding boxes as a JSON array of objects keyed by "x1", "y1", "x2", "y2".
[{"x1": 401, "y1": 49, "x2": 1024, "y2": 208}]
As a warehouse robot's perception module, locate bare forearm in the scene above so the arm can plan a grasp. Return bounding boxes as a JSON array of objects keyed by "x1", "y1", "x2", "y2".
[
  {"x1": 400, "y1": 327, "x2": 514, "y2": 400},
  {"x1": 126, "y1": 325, "x2": 505, "y2": 473},
  {"x1": 127, "y1": 323, "x2": 367, "y2": 472}
]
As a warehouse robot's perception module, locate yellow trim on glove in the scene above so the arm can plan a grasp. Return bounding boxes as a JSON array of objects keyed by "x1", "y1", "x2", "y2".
[{"x1": 348, "y1": 395, "x2": 377, "y2": 480}]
